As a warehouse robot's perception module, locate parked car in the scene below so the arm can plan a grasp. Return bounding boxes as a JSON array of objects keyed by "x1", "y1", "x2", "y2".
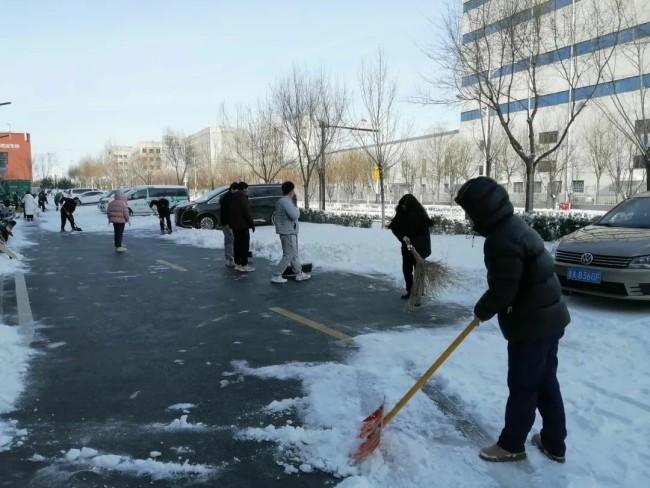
[
  {"x1": 69, "y1": 187, "x2": 101, "y2": 196},
  {"x1": 77, "y1": 190, "x2": 107, "y2": 205},
  {"x1": 98, "y1": 188, "x2": 132, "y2": 213},
  {"x1": 124, "y1": 185, "x2": 190, "y2": 215},
  {"x1": 553, "y1": 191, "x2": 650, "y2": 300},
  {"x1": 174, "y1": 183, "x2": 284, "y2": 230}
]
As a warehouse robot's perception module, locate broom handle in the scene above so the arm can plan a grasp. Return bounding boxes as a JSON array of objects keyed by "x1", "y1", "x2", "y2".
[{"x1": 382, "y1": 317, "x2": 480, "y2": 427}]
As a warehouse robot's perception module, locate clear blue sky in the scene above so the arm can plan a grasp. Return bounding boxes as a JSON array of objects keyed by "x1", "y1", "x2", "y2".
[{"x1": 1, "y1": 0, "x2": 458, "y2": 173}]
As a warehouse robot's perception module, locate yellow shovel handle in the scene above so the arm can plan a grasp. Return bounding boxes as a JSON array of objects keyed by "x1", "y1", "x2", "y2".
[{"x1": 382, "y1": 317, "x2": 480, "y2": 427}]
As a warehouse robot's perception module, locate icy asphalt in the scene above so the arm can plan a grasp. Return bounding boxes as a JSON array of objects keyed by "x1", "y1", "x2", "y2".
[{"x1": 0, "y1": 225, "x2": 476, "y2": 488}]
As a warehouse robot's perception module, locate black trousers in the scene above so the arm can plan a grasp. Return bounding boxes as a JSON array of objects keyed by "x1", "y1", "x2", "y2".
[
  {"x1": 60, "y1": 210, "x2": 76, "y2": 230},
  {"x1": 498, "y1": 332, "x2": 567, "y2": 456},
  {"x1": 159, "y1": 214, "x2": 172, "y2": 232},
  {"x1": 113, "y1": 223, "x2": 125, "y2": 247},
  {"x1": 232, "y1": 229, "x2": 250, "y2": 266},
  {"x1": 401, "y1": 247, "x2": 416, "y2": 292}
]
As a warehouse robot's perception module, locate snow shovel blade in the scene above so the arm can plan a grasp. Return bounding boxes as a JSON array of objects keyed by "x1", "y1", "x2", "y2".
[{"x1": 351, "y1": 403, "x2": 384, "y2": 463}]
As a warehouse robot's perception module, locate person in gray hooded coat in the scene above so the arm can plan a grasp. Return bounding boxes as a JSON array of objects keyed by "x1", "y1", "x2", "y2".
[{"x1": 271, "y1": 181, "x2": 310, "y2": 283}]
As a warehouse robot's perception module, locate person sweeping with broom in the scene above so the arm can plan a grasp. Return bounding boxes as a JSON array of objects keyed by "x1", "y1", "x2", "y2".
[
  {"x1": 387, "y1": 194, "x2": 433, "y2": 304},
  {"x1": 455, "y1": 176, "x2": 570, "y2": 464}
]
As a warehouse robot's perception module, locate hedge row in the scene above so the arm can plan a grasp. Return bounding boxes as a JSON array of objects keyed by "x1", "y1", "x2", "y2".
[
  {"x1": 300, "y1": 208, "x2": 374, "y2": 228},
  {"x1": 300, "y1": 208, "x2": 593, "y2": 241},
  {"x1": 428, "y1": 213, "x2": 593, "y2": 241}
]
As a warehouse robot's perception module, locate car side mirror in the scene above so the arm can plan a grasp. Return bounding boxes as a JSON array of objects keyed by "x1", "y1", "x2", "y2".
[{"x1": 590, "y1": 216, "x2": 601, "y2": 223}]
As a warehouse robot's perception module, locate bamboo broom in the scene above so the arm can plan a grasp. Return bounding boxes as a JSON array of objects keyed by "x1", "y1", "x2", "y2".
[{"x1": 403, "y1": 237, "x2": 457, "y2": 308}]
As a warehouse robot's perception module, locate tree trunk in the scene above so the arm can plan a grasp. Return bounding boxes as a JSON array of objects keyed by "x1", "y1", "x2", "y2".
[
  {"x1": 595, "y1": 175, "x2": 601, "y2": 204},
  {"x1": 524, "y1": 160, "x2": 535, "y2": 212},
  {"x1": 303, "y1": 181, "x2": 310, "y2": 209},
  {"x1": 379, "y1": 169, "x2": 386, "y2": 228}
]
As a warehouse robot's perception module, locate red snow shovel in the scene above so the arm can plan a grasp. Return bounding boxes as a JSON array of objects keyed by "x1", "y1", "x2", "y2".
[{"x1": 351, "y1": 317, "x2": 480, "y2": 463}]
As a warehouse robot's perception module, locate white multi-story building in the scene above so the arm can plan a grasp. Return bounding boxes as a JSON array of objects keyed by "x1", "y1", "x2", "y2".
[
  {"x1": 458, "y1": 0, "x2": 650, "y2": 207},
  {"x1": 107, "y1": 145, "x2": 133, "y2": 171}
]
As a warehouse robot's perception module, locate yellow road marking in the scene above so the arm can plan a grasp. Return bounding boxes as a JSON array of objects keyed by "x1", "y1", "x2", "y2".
[
  {"x1": 270, "y1": 307, "x2": 353, "y2": 343},
  {"x1": 157, "y1": 259, "x2": 188, "y2": 272}
]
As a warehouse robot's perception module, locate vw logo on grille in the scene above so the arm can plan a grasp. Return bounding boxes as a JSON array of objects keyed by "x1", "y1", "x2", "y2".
[{"x1": 580, "y1": 253, "x2": 594, "y2": 265}]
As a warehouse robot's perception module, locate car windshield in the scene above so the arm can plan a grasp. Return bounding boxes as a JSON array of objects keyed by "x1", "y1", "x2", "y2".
[
  {"x1": 597, "y1": 197, "x2": 650, "y2": 228},
  {"x1": 195, "y1": 186, "x2": 228, "y2": 203}
]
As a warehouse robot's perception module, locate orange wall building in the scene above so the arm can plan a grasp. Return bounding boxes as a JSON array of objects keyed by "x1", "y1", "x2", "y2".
[{"x1": 0, "y1": 132, "x2": 32, "y2": 181}]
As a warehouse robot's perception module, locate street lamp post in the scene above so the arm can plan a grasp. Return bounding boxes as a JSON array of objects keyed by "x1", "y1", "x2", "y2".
[{"x1": 319, "y1": 121, "x2": 378, "y2": 211}]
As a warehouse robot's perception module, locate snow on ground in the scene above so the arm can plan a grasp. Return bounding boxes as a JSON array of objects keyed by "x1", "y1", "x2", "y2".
[{"x1": 2, "y1": 204, "x2": 649, "y2": 486}]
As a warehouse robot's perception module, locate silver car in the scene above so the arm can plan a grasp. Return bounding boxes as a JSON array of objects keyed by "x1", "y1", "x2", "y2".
[{"x1": 553, "y1": 192, "x2": 650, "y2": 300}]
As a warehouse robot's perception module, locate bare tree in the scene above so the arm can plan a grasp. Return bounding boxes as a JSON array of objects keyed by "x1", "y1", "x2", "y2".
[
  {"x1": 443, "y1": 136, "x2": 476, "y2": 203},
  {"x1": 423, "y1": 0, "x2": 622, "y2": 211},
  {"x1": 400, "y1": 158, "x2": 420, "y2": 194},
  {"x1": 583, "y1": 120, "x2": 616, "y2": 204},
  {"x1": 329, "y1": 150, "x2": 372, "y2": 203},
  {"x1": 606, "y1": 134, "x2": 646, "y2": 201},
  {"x1": 417, "y1": 130, "x2": 453, "y2": 203},
  {"x1": 353, "y1": 49, "x2": 412, "y2": 226},
  {"x1": 162, "y1": 129, "x2": 198, "y2": 185},
  {"x1": 231, "y1": 100, "x2": 295, "y2": 183},
  {"x1": 594, "y1": 1, "x2": 650, "y2": 190},
  {"x1": 129, "y1": 154, "x2": 157, "y2": 185},
  {"x1": 273, "y1": 65, "x2": 347, "y2": 208},
  {"x1": 33, "y1": 152, "x2": 59, "y2": 181}
]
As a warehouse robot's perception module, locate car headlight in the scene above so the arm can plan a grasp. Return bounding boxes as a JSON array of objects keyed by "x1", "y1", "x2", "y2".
[
  {"x1": 629, "y1": 255, "x2": 650, "y2": 269},
  {"x1": 548, "y1": 242, "x2": 560, "y2": 259}
]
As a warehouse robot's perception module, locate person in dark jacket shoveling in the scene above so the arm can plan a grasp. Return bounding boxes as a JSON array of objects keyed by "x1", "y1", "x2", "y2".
[
  {"x1": 60, "y1": 196, "x2": 83, "y2": 231},
  {"x1": 455, "y1": 177, "x2": 570, "y2": 464}
]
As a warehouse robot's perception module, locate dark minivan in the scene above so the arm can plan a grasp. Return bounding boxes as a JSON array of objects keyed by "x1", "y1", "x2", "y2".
[{"x1": 174, "y1": 183, "x2": 284, "y2": 230}]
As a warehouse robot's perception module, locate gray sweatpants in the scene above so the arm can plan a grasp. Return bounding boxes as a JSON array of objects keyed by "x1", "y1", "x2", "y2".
[
  {"x1": 274, "y1": 234, "x2": 301, "y2": 276},
  {"x1": 222, "y1": 228, "x2": 234, "y2": 261}
]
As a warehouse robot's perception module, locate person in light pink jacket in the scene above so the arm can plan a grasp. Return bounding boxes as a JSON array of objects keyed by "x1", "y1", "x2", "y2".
[{"x1": 107, "y1": 191, "x2": 130, "y2": 252}]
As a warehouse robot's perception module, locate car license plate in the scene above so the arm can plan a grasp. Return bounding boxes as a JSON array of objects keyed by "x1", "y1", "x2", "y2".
[{"x1": 567, "y1": 268, "x2": 602, "y2": 284}]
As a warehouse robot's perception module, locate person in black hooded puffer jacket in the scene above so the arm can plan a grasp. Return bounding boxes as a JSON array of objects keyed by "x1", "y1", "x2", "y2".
[
  {"x1": 388, "y1": 194, "x2": 433, "y2": 300},
  {"x1": 455, "y1": 177, "x2": 570, "y2": 464}
]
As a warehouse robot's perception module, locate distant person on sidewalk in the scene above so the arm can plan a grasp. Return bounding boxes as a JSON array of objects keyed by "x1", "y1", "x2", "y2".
[
  {"x1": 60, "y1": 195, "x2": 83, "y2": 231},
  {"x1": 107, "y1": 191, "x2": 130, "y2": 252},
  {"x1": 271, "y1": 181, "x2": 310, "y2": 283},
  {"x1": 54, "y1": 191, "x2": 63, "y2": 211},
  {"x1": 38, "y1": 190, "x2": 48, "y2": 212},
  {"x1": 228, "y1": 181, "x2": 255, "y2": 272},
  {"x1": 22, "y1": 192, "x2": 37, "y2": 222},
  {"x1": 219, "y1": 182, "x2": 238, "y2": 267},
  {"x1": 149, "y1": 197, "x2": 172, "y2": 234},
  {"x1": 387, "y1": 194, "x2": 433, "y2": 301},
  {"x1": 455, "y1": 176, "x2": 570, "y2": 464}
]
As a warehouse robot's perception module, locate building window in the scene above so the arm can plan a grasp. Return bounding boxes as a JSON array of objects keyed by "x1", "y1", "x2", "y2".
[
  {"x1": 478, "y1": 165, "x2": 484, "y2": 176},
  {"x1": 513, "y1": 182, "x2": 524, "y2": 193},
  {"x1": 142, "y1": 148, "x2": 147, "y2": 154},
  {"x1": 534, "y1": 181, "x2": 542, "y2": 193},
  {"x1": 539, "y1": 131, "x2": 558, "y2": 145},
  {"x1": 552, "y1": 180, "x2": 562, "y2": 194},
  {"x1": 572, "y1": 180, "x2": 585, "y2": 193},
  {"x1": 156, "y1": 148, "x2": 161, "y2": 153},
  {"x1": 537, "y1": 159, "x2": 556, "y2": 172},
  {"x1": 634, "y1": 119, "x2": 650, "y2": 135},
  {"x1": 633, "y1": 154, "x2": 647, "y2": 169},
  {"x1": 444, "y1": 183, "x2": 450, "y2": 193}
]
